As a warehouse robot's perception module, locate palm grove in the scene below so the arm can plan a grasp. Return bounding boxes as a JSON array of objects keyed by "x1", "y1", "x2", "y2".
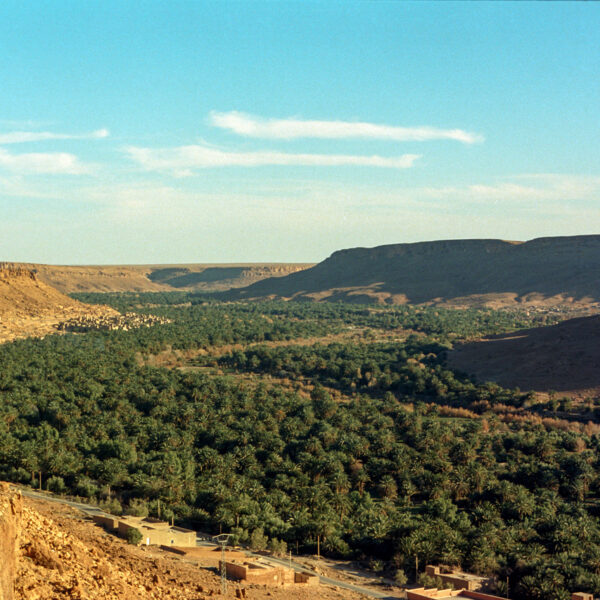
[{"x1": 0, "y1": 296, "x2": 598, "y2": 599}]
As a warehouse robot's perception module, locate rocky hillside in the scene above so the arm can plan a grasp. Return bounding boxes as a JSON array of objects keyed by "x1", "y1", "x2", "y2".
[
  {"x1": 32, "y1": 263, "x2": 313, "y2": 294},
  {"x1": 0, "y1": 485, "x2": 363, "y2": 600},
  {"x1": 0, "y1": 265, "x2": 118, "y2": 343},
  {"x1": 224, "y1": 235, "x2": 600, "y2": 307}
]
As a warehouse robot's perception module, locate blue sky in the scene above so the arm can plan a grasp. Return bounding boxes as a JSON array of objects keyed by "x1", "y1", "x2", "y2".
[{"x1": 1, "y1": 1, "x2": 599, "y2": 264}]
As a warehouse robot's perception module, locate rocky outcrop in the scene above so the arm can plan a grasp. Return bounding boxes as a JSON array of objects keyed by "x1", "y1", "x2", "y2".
[
  {"x1": 0, "y1": 265, "x2": 37, "y2": 282},
  {"x1": 0, "y1": 483, "x2": 22, "y2": 600},
  {"x1": 223, "y1": 235, "x2": 600, "y2": 307}
]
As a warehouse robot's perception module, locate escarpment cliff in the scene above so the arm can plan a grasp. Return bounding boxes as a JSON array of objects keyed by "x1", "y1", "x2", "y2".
[
  {"x1": 223, "y1": 235, "x2": 600, "y2": 307},
  {"x1": 33, "y1": 263, "x2": 313, "y2": 294}
]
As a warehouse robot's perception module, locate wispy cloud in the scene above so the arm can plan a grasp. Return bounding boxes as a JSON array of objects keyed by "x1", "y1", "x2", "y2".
[
  {"x1": 0, "y1": 128, "x2": 109, "y2": 144},
  {"x1": 209, "y1": 111, "x2": 483, "y2": 144},
  {"x1": 0, "y1": 148, "x2": 90, "y2": 174},
  {"x1": 125, "y1": 144, "x2": 420, "y2": 175},
  {"x1": 421, "y1": 174, "x2": 600, "y2": 203}
]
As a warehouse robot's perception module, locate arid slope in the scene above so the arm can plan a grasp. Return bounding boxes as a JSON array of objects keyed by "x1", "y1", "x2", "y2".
[
  {"x1": 223, "y1": 235, "x2": 600, "y2": 307},
  {"x1": 0, "y1": 265, "x2": 117, "y2": 343},
  {"x1": 448, "y1": 315, "x2": 600, "y2": 399}
]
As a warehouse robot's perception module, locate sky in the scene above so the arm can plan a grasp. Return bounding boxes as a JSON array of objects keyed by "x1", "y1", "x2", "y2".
[{"x1": 0, "y1": 1, "x2": 599, "y2": 264}]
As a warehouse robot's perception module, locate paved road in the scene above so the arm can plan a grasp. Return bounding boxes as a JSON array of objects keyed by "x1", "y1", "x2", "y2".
[
  {"x1": 16, "y1": 486, "x2": 105, "y2": 515},
  {"x1": 13, "y1": 485, "x2": 402, "y2": 599}
]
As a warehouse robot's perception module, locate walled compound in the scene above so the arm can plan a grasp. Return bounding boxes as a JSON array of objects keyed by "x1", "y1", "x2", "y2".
[
  {"x1": 222, "y1": 559, "x2": 319, "y2": 587},
  {"x1": 92, "y1": 514, "x2": 196, "y2": 547},
  {"x1": 425, "y1": 565, "x2": 493, "y2": 591}
]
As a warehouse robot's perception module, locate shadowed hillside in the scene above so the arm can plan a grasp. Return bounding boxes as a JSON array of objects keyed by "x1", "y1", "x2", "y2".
[
  {"x1": 448, "y1": 315, "x2": 600, "y2": 399},
  {"x1": 223, "y1": 235, "x2": 600, "y2": 307}
]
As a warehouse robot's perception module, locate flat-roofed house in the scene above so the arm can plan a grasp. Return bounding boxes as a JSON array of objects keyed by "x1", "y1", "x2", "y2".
[{"x1": 93, "y1": 514, "x2": 196, "y2": 547}]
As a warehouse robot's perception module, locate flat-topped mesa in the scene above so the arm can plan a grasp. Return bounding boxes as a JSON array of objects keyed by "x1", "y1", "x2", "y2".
[
  {"x1": 224, "y1": 235, "x2": 600, "y2": 307},
  {"x1": 327, "y1": 238, "x2": 515, "y2": 261}
]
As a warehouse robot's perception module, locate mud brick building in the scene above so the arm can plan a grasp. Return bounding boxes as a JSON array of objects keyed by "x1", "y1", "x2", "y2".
[
  {"x1": 92, "y1": 514, "x2": 196, "y2": 547},
  {"x1": 222, "y1": 559, "x2": 318, "y2": 587}
]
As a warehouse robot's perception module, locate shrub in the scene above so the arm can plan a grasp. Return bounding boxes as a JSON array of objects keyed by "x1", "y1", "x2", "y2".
[
  {"x1": 124, "y1": 498, "x2": 149, "y2": 517},
  {"x1": 75, "y1": 477, "x2": 99, "y2": 498},
  {"x1": 99, "y1": 498, "x2": 123, "y2": 516},
  {"x1": 126, "y1": 527, "x2": 143, "y2": 546},
  {"x1": 46, "y1": 476, "x2": 66, "y2": 494},
  {"x1": 418, "y1": 573, "x2": 450, "y2": 589},
  {"x1": 394, "y1": 569, "x2": 408, "y2": 586},
  {"x1": 369, "y1": 559, "x2": 384, "y2": 573},
  {"x1": 230, "y1": 527, "x2": 249, "y2": 547},
  {"x1": 249, "y1": 527, "x2": 268, "y2": 551},
  {"x1": 267, "y1": 538, "x2": 287, "y2": 556}
]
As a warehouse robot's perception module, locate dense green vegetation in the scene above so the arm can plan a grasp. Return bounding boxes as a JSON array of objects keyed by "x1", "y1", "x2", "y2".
[
  {"x1": 216, "y1": 338, "x2": 530, "y2": 409},
  {"x1": 0, "y1": 296, "x2": 596, "y2": 599}
]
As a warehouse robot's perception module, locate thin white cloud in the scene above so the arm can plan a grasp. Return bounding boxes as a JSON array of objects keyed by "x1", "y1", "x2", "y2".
[
  {"x1": 0, "y1": 148, "x2": 90, "y2": 174},
  {"x1": 0, "y1": 128, "x2": 109, "y2": 144},
  {"x1": 421, "y1": 174, "x2": 600, "y2": 203},
  {"x1": 209, "y1": 111, "x2": 483, "y2": 144},
  {"x1": 126, "y1": 144, "x2": 420, "y2": 175}
]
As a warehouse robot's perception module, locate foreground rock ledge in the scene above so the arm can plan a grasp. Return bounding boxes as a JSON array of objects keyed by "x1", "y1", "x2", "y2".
[{"x1": 0, "y1": 482, "x2": 22, "y2": 600}]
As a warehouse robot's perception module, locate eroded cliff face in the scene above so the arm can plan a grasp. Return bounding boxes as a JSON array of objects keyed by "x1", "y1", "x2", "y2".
[
  {"x1": 0, "y1": 265, "x2": 37, "y2": 281},
  {"x1": 0, "y1": 483, "x2": 22, "y2": 600}
]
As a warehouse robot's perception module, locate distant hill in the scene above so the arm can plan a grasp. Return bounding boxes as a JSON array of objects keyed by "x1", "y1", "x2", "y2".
[
  {"x1": 31, "y1": 263, "x2": 313, "y2": 294},
  {"x1": 223, "y1": 235, "x2": 600, "y2": 307},
  {"x1": 0, "y1": 265, "x2": 117, "y2": 343},
  {"x1": 448, "y1": 315, "x2": 600, "y2": 399}
]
